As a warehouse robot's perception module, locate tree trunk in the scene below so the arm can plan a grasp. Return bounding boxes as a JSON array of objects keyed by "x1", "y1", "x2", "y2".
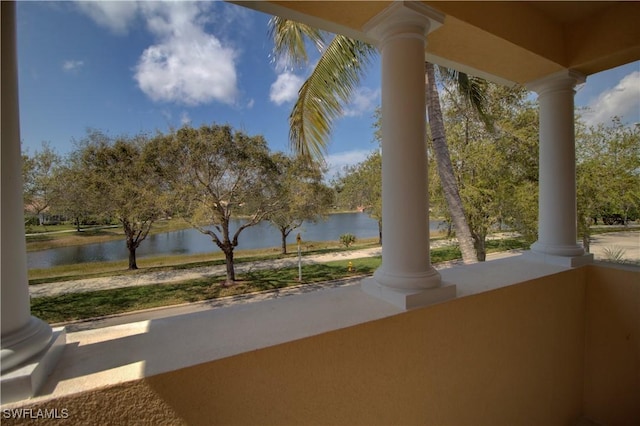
[
  {"x1": 223, "y1": 248, "x2": 235, "y2": 285},
  {"x1": 425, "y1": 62, "x2": 478, "y2": 264},
  {"x1": 377, "y1": 219, "x2": 382, "y2": 245},
  {"x1": 128, "y1": 247, "x2": 138, "y2": 270},
  {"x1": 281, "y1": 230, "x2": 288, "y2": 255},
  {"x1": 472, "y1": 233, "x2": 487, "y2": 262},
  {"x1": 582, "y1": 233, "x2": 591, "y2": 253}
]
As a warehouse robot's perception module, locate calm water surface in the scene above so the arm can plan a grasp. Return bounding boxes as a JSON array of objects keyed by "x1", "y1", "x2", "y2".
[{"x1": 27, "y1": 213, "x2": 446, "y2": 269}]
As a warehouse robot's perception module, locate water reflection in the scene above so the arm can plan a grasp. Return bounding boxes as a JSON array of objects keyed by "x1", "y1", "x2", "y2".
[{"x1": 28, "y1": 213, "x2": 446, "y2": 269}]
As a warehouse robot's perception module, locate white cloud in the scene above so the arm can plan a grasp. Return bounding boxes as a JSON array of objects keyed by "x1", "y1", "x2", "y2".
[
  {"x1": 343, "y1": 87, "x2": 380, "y2": 117},
  {"x1": 270, "y1": 72, "x2": 304, "y2": 105},
  {"x1": 247, "y1": 99, "x2": 255, "y2": 109},
  {"x1": 77, "y1": 1, "x2": 239, "y2": 106},
  {"x1": 75, "y1": 1, "x2": 139, "y2": 35},
  {"x1": 582, "y1": 71, "x2": 640, "y2": 126},
  {"x1": 134, "y1": 2, "x2": 238, "y2": 106},
  {"x1": 135, "y1": 35, "x2": 238, "y2": 106},
  {"x1": 62, "y1": 60, "x2": 84, "y2": 72},
  {"x1": 325, "y1": 149, "x2": 376, "y2": 182}
]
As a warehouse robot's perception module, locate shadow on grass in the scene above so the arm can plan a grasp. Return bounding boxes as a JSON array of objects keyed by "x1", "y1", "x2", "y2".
[
  {"x1": 31, "y1": 280, "x2": 225, "y2": 323},
  {"x1": 32, "y1": 259, "x2": 383, "y2": 324},
  {"x1": 243, "y1": 261, "x2": 379, "y2": 292},
  {"x1": 486, "y1": 238, "x2": 529, "y2": 252},
  {"x1": 31, "y1": 239, "x2": 528, "y2": 324}
]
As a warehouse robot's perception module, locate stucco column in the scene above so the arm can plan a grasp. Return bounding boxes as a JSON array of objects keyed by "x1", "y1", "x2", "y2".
[
  {"x1": 1, "y1": 4, "x2": 64, "y2": 400},
  {"x1": 526, "y1": 70, "x2": 592, "y2": 267},
  {"x1": 362, "y1": 2, "x2": 455, "y2": 309}
]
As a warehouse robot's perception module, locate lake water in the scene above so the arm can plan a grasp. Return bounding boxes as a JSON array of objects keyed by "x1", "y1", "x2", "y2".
[{"x1": 27, "y1": 213, "x2": 447, "y2": 269}]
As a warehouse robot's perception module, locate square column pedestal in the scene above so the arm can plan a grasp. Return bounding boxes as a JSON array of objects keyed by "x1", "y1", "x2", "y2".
[
  {"x1": 362, "y1": 279, "x2": 457, "y2": 310},
  {"x1": 524, "y1": 251, "x2": 594, "y2": 268},
  {"x1": 1, "y1": 328, "x2": 67, "y2": 404}
]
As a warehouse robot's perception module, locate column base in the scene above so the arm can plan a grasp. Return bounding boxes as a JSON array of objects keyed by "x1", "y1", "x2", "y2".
[
  {"x1": 362, "y1": 278, "x2": 457, "y2": 310},
  {"x1": 1, "y1": 327, "x2": 66, "y2": 404},
  {"x1": 372, "y1": 266, "x2": 442, "y2": 290},
  {"x1": 525, "y1": 250, "x2": 594, "y2": 267},
  {"x1": 1, "y1": 317, "x2": 53, "y2": 372},
  {"x1": 530, "y1": 241, "x2": 586, "y2": 257}
]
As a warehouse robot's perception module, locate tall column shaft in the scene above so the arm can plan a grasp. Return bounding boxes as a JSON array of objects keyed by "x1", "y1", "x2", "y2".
[
  {"x1": 1, "y1": 1, "x2": 53, "y2": 373},
  {"x1": 362, "y1": 2, "x2": 455, "y2": 309},
  {"x1": 375, "y1": 24, "x2": 439, "y2": 290},
  {"x1": 528, "y1": 71, "x2": 586, "y2": 258}
]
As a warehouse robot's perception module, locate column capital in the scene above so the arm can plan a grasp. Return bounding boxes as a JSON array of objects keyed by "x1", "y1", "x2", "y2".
[
  {"x1": 363, "y1": 1, "x2": 444, "y2": 46},
  {"x1": 526, "y1": 69, "x2": 586, "y2": 96}
]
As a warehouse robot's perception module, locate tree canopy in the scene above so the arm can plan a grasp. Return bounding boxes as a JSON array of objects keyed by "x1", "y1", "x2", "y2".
[
  {"x1": 333, "y1": 150, "x2": 382, "y2": 243},
  {"x1": 268, "y1": 153, "x2": 334, "y2": 254},
  {"x1": 74, "y1": 130, "x2": 167, "y2": 269},
  {"x1": 576, "y1": 117, "x2": 640, "y2": 250},
  {"x1": 150, "y1": 124, "x2": 283, "y2": 284}
]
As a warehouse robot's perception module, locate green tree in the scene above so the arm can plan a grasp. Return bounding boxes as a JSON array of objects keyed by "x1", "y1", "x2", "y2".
[
  {"x1": 432, "y1": 83, "x2": 539, "y2": 260},
  {"x1": 268, "y1": 153, "x2": 334, "y2": 254},
  {"x1": 22, "y1": 142, "x2": 61, "y2": 226},
  {"x1": 425, "y1": 63, "x2": 488, "y2": 263},
  {"x1": 333, "y1": 150, "x2": 383, "y2": 244},
  {"x1": 153, "y1": 124, "x2": 281, "y2": 285},
  {"x1": 270, "y1": 18, "x2": 487, "y2": 263},
  {"x1": 269, "y1": 16, "x2": 376, "y2": 160},
  {"x1": 77, "y1": 130, "x2": 166, "y2": 269},
  {"x1": 51, "y1": 151, "x2": 96, "y2": 232},
  {"x1": 576, "y1": 117, "x2": 640, "y2": 250}
]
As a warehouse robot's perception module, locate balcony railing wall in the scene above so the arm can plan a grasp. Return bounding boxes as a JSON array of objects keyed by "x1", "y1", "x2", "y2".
[{"x1": 4, "y1": 263, "x2": 637, "y2": 425}]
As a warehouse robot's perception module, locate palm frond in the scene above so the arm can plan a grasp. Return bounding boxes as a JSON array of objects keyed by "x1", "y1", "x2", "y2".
[
  {"x1": 289, "y1": 36, "x2": 376, "y2": 160},
  {"x1": 436, "y1": 65, "x2": 493, "y2": 131},
  {"x1": 268, "y1": 16, "x2": 325, "y2": 68}
]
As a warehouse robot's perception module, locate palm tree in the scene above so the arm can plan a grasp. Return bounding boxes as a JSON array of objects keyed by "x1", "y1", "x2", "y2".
[
  {"x1": 425, "y1": 63, "x2": 490, "y2": 263},
  {"x1": 269, "y1": 17, "x2": 377, "y2": 160},
  {"x1": 269, "y1": 17, "x2": 485, "y2": 263}
]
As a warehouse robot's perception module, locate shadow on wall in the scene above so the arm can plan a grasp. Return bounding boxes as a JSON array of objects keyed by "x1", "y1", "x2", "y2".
[{"x1": 4, "y1": 263, "x2": 638, "y2": 426}]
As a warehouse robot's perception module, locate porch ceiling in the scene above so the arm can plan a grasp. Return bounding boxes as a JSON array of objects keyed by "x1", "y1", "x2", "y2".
[{"x1": 235, "y1": 1, "x2": 640, "y2": 85}]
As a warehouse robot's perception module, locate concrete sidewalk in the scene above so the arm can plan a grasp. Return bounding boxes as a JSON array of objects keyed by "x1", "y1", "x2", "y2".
[
  {"x1": 587, "y1": 231, "x2": 640, "y2": 263},
  {"x1": 28, "y1": 236, "x2": 480, "y2": 298},
  {"x1": 29, "y1": 231, "x2": 638, "y2": 299}
]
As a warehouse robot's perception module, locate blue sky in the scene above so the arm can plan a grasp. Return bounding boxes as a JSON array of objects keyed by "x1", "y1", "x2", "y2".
[{"x1": 16, "y1": 1, "x2": 640, "y2": 178}]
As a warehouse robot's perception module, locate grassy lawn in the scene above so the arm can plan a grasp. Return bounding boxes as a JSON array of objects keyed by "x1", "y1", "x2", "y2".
[
  {"x1": 32, "y1": 257, "x2": 382, "y2": 323},
  {"x1": 25, "y1": 218, "x2": 194, "y2": 252},
  {"x1": 30, "y1": 238, "x2": 531, "y2": 324}
]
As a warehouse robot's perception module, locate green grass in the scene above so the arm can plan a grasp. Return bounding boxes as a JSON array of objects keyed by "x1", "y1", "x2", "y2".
[
  {"x1": 25, "y1": 223, "x2": 86, "y2": 234},
  {"x1": 32, "y1": 257, "x2": 382, "y2": 323},
  {"x1": 29, "y1": 237, "x2": 528, "y2": 324},
  {"x1": 486, "y1": 238, "x2": 530, "y2": 252},
  {"x1": 25, "y1": 218, "x2": 194, "y2": 252},
  {"x1": 589, "y1": 225, "x2": 639, "y2": 235}
]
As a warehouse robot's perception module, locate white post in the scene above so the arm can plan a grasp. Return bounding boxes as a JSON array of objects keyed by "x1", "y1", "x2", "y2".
[
  {"x1": 526, "y1": 70, "x2": 593, "y2": 267},
  {"x1": 361, "y1": 2, "x2": 456, "y2": 309},
  {"x1": 296, "y1": 233, "x2": 302, "y2": 282},
  {"x1": 1, "y1": 2, "x2": 65, "y2": 404}
]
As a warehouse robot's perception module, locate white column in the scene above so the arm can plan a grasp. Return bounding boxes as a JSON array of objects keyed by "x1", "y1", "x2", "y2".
[
  {"x1": 1, "y1": 2, "x2": 65, "y2": 404},
  {"x1": 362, "y1": 2, "x2": 455, "y2": 309},
  {"x1": 526, "y1": 70, "x2": 593, "y2": 267}
]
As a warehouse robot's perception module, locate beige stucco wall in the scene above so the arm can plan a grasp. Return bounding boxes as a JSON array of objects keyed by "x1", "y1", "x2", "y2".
[
  {"x1": 5, "y1": 268, "x2": 596, "y2": 425},
  {"x1": 583, "y1": 264, "x2": 640, "y2": 425}
]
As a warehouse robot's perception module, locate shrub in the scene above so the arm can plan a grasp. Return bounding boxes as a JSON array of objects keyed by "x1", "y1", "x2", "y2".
[
  {"x1": 601, "y1": 246, "x2": 627, "y2": 264},
  {"x1": 339, "y1": 233, "x2": 356, "y2": 248}
]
